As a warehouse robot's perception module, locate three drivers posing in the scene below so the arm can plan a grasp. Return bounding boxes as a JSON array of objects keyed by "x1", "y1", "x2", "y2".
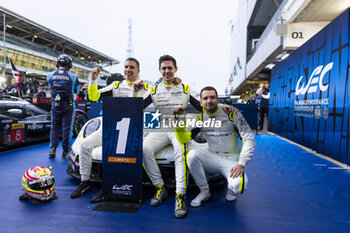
[{"x1": 72, "y1": 55, "x2": 255, "y2": 218}]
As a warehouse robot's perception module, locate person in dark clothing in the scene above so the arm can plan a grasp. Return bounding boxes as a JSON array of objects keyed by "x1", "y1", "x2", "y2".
[
  {"x1": 24, "y1": 83, "x2": 35, "y2": 97},
  {"x1": 5, "y1": 77, "x2": 24, "y2": 98},
  {"x1": 35, "y1": 85, "x2": 47, "y2": 97},
  {"x1": 47, "y1": 54, "x2": 80, "y2": 158},
  {"x1": 76, "y1": 83, "x2": 89, "y2": 102},
  {"x1": 256, "y1": 82, "x2": 270, "y2": 130},
  {"x1": 247, "y1": 93, "x2": 256, "y2": 104}
]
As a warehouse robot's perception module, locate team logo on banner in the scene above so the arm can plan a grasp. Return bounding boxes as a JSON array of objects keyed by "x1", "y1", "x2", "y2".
[
  {"x1": 295, "y1": 62, "x2": 333, "y2": 96},
  {"x1": 143, "y1": 110, "x2": 161, "y2": 129},
  {"x1": 112, "y1": 184, "x2": 133, "y2": 196}
]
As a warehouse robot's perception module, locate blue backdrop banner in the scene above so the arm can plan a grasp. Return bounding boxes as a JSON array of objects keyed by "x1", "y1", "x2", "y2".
[
  {"x1": 269, "y1": 9, "x2": 350, "y2": 165},
  {"x1": 102, "y1": 97, "x2": 143, "y2": 202}
]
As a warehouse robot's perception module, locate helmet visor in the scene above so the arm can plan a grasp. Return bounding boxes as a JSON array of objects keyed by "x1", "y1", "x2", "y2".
[{"x1": 28, "y1": 178, "x2": 55, "y2": 190}]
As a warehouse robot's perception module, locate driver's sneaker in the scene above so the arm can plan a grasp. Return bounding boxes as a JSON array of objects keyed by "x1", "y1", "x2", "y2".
[
  {"x1": 90, "y1": 189, "x2": 103, "y2": 203},
  {"x1": 71, "y1": 180, "x2": 91, "y2": 198},
  {"x1": 61, "y1": 150, "x2": 69, "y2": 158},
  {"x1": 190, "y1": 188, "x2": 210, "y2": 207},
  {"x1": 49, "y1": 147, "x2": 56, "y2": 158},
  {"x1": 225, "y1": 188, "x2": 237, "y2": 201},
  {"x1": 174, "y1": 193, "x2": 187, "y2": 218},
  {"x1": 150, "y1": 184, "x2": 168, "y2": 206}
]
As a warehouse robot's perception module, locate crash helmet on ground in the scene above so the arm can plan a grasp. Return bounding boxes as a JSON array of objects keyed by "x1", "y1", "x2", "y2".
[
  {"x1": 22, "y1": 166, "x2": 55, "y2": 201},
  {"x1": 56, "y1": 54, "x2": 73, "y2": 69}
]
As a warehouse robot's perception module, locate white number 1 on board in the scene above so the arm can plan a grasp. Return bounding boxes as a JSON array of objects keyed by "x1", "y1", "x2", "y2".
[{"x1": 115, "y1": 118, "x2": 131, "y2": 154}]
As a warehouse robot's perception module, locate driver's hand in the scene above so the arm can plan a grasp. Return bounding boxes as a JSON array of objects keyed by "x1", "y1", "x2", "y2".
[
  {"x1": 173, "y1": 106, "x2": 185, "y2": 120},
  {"x1": 223, "y1": 104, "x2": 237, "y2": 114},
  {"x1": 91, "y1": 67, "x2": 101, "y2": 81},
  {"x1": 173, "y1": 77, "x2": 182, "y2": 85},
  {"x1": 133, "y1": 80, "x2": 144, "y2": 92},
  {"x1": 230, "y1": 164, "x2": 244, "y2": 178}
]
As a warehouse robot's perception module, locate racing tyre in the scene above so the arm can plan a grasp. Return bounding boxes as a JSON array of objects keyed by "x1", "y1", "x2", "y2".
[{"x1": 73, "y1": 112, "x2": 87, "y2": 137}]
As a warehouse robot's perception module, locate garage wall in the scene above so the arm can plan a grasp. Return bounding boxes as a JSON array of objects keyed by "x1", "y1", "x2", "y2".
[{"x1": 269, "y1": 9, "x2": 350, "y2": 164}]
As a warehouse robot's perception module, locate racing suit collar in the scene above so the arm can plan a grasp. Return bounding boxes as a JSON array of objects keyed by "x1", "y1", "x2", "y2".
[
  {"x1": 204, "y1": 105, "x2": 220, "y2": 117},
  {"x1": 162, "y1": 81, "x2": 174, "y2": 87},
  {"x1": 125, "y1": 79, "x2": 136, "y2": 85}
]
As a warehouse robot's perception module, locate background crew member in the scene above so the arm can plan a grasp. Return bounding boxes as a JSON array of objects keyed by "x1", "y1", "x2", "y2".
[
  {"x1": 76, "y1": 83, "x2": 89, "y2": 102},
  {"x1": 70, "y1": 58, "x2": 149, "y2": 203},
  {"x1": 256, "y1": 82, "x2": 270, "y2": 131},
  {"x1": 34, "y1": 84, "x2": 47, "y2": 97},
  {"x1": 174, "y1": 86, "x2": 256, "y2": 208},
  {"x1": 5, "y1": 77, "x2": 24, "y2": 97},
  {"x1": 47, "y1": 54, "x2": 80, "y2": 158}
]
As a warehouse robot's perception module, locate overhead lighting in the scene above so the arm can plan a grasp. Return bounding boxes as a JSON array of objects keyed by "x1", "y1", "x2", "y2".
[
  {"x1": 33, "y1": 35, "x2": 38, "y2": 38},
  {"x1": 80, "y1": 57, "x2": 84, "y2": 60},
  {"x1": 276, "y1": 51, "x2": 290, "y2": 61},
  {"x1": 88, "y1": 56, "x2": 91, "y2": 59},
  {"x1": 6, "y1": 25, "x2": 12, "y2": 28},
  {"x1": 281, "y1": 53, "x2": 290, "y2": 60},
  {"x1": 98, "y1": 60, "x2": 102, "y2": 63},
  {"x1": 75, "y1": 51, "x2": 79, "y2": 54},
  {"x1": 265, "y1": 63, "x2": 275, "y2": 69}
]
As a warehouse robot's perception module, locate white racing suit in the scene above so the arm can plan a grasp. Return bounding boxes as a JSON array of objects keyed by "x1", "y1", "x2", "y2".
[
  {"x1": 142, "y1": 81, "x2": 202, "y2": 194},
  {"x1": 79, "y1": 80, "x2": 148, "y2": 182},
  {"x1": 175, "y1": 106, "x2": 256, "y2": 194}
]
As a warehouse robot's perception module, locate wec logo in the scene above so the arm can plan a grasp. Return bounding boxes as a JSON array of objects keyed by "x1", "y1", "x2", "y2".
[
  {"x1": 112, "y1": 184, "x2": 133, "y2": 191},
  {"x1": 295, "y1": 62, "x2": 333, "y2": 96}
]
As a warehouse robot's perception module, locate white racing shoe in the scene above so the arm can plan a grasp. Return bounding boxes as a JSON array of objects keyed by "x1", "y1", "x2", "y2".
[
  {"x1": 190, "y1": 189, "x2": 210, "y2": 207},
  {"x1": 174, "y1": 193, "x2": 187, "y2": 218},
  {"x1": 225, "y1": 188, "x2": 237, "y2": 201},
  {"x1": 150, "y1": 184, "x2": 168, "y2": 206}
]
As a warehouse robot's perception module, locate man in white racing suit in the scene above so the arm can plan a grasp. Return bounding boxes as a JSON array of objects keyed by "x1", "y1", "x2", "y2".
[
  {"x1": 134, "y1": 55, "x2": 202, "y2": 218},
  {"x1": 70, "y1": 58, "x2": 149, "y2": 202},
  {"x1": 136, "y1": 55, "x2": 235, "y2": 218},
  {"x1": 174, "y1": 86, "x2": 256, "y2": 208}
]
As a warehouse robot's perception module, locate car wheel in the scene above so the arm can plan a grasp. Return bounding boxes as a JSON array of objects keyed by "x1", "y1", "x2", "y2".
[{"x1": 73, "y1": 113, "x2": 87, "y2": 137}]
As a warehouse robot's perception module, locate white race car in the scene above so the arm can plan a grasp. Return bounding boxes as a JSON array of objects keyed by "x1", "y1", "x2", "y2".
[{"x1": 66, "y1": 116, "x2": 224, "y2": 187}]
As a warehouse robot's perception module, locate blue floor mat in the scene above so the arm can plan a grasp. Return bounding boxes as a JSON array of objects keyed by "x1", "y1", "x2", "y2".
[{"x1": 0, "y1": 134, "x2": 350, "y2": 233}]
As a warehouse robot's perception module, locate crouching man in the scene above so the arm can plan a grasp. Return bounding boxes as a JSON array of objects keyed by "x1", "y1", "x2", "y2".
[{"x1": 174, "y1": 86, "x2": 256, "y2": 207}]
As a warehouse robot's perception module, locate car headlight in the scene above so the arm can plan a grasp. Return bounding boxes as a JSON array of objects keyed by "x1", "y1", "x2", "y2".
[{"x1": 83, "y1": 118, "x2": 101, "y2": 138}]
